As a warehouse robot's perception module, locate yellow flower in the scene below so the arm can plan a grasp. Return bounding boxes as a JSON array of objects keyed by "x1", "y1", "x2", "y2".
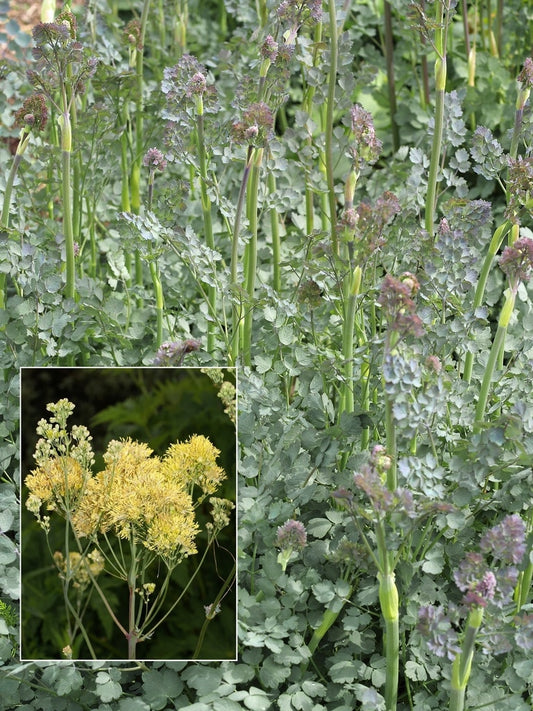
[
  {"x1": 73, "y1": 437, "x2": 202, "y2": 565},
  {"x1": 25, "y1": 456, "x2": 87, "y2": 514},
  {"x1": 162, "y1": 435, "x2": 226, "y2": 496}
]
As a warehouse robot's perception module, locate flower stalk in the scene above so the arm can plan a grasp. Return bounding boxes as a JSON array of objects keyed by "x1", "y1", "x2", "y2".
[{"x1": 449, "y1": 607, "x2": 484, "y2": 711}]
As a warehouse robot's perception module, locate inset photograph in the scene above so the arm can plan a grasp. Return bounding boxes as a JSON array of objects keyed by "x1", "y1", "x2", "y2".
[{"x1": 20, "y1": 367, "x2": 237, "y2": 661}]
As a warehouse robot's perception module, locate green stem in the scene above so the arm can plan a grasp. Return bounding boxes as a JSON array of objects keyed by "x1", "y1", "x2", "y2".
[
  {"x1": 230, "y1": 146, "x2": 254, "y2": 364},
  {"x1": 378, "y1": 569, "x2": 399, "y2": 711},
  {"x1": 384, "y1": 396, "x2": 397, "y2": 491},
  {"x1": 267, "y1": 170, "x2": 281, "y2": 292},
  {"x1": 462, "y1": 220, "x2": 510, "y2": 382},
  {"x1": 192, "y1": 560, "x2": 236, "y2": 659},
  {"x1": 60, "y1": 105, "x2": 76, "y2": 301},
  {"x1": 1, "y1": 137, "x2": 28, "y2": 309},
  {"x1": 243, "y1": 148, "x2": 263, "y2": 366},
  {"x1": 196, "y1": 99, "x2": 217, "y2": 354},
  {"x1": 325, "y1": 0, "x2": 339, "y2": 255},
  {"x1": 131, "y1": 0, "x2": 152, "y2": 294},
  {"x1": 127, "y1": 536, "x2": 138, "y2": 660},
  {"x1": 473, "y1": 289, "x2": 515, "y2": 433},
  {"x1": 383, "y1": 2, "x2": 400, "y2": 151},
  {"x1": 425, "y1": 0, "x2": 452, "y2": 237},
  {"x1": 450, "y1": 607, "x2": 483, "y2": 711},
  {"x1": 149, "y1": 260, "x2": 164, "y2": 348}
]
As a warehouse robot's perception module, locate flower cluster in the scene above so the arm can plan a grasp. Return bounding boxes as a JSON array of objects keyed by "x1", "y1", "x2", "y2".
[
  {"x1": 275, "y1": 519, "x2": 307, "y2": 571},
  {"x1": 276, "y1": 0, "x2": 322, "y2": 27},
  {"x1": 506, "y1": 157, "x2": 533, "y2": 220},
  {"x1": 152, "y1": 338, "x2": 201, "y2": 366},
  {"x1": 275, "y1": 519, "x2": 307, "y2": 551},
  {"x1": 232, "y1": 101, "x2": 274, "y2": 147},
  {"x1": 517, "y1": 57, "x2": 533, "y2": 89},
  {"x1": 26, "y1": 401, "x2": 229, "y2": 569},
  {"x1": 349, "y1": 104, "x2": 382, "y2": 169},
  {"x1": 418, "y1": 515, "x2": 528, "y2": 661},
  {"x1": 143, "y1": 148, "x2": 167, "y2": 172},
  {"x1": 378, "y1": 273, "x2": 424, "y2": 339},
  {"x1": 123, "y1": 19, "x2": 143, "y2": 51},
  {"x1": 454, "y1": 515, "x2": 526, "y2": 609},
  {"x1": 14, "y1": 94, "x2": 48, "y2": 132},
  {"x1": 499, "y1": 236, "x2": 533, "y2": 291}
]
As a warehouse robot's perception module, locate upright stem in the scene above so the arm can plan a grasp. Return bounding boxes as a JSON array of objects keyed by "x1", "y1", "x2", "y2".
[
  {"x1": 383, "y1": 2, "x2": 400, "y2": 151},
  {"x1": 449, "y1": 607, "x2": 484, "y2": 711},
  {"x1": 325, "y1": 0, "x2": 339, "y2": 255},
  {"x1": 473, "y1": 288, "x2": 515, "y2": 432},
  {"x1": 127, "y1": 536, "x2": 138, "y2": 660},
  {"x1": 243, "y1": 148, "x2": 263, "y2": 366},
  {"x1": 267, "y1": 170, "x2": 281, "y2": 292},
  {"x1": 131, "y1": 0, "x2": 152, "y2": 291},
  {"x1": 60, "y1": 105, "x2": 76, "y2": 301},
  {"x1": 196, "y1": 97, "x2": 217, "y2": 354},
  {"x1": 149, "y1": 261, "x2": 164, "y2": 348},
  {"x1": 425, "y1": 0, "x2": 452, "y2": 238},
  {"x1": 1, "y1": 136, "x2": 29, "y2": 308},
  {"x1": 463, "y1": 220, "x2": 510, "y2": 382},
  {"x1": 231, "y1": 146, "x2": 254, "y2": 364}
]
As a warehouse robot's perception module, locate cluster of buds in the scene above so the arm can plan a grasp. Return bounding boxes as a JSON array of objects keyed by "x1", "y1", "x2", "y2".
[
  {"x1": 232, "y1": 101, "x2": 274, "y2": 147},
  {"x1": 378, "y1": 272, "x2": 424, "y2": 339},
  {"x1": 349, "y1": 104, "x2": 382, "y2": 170},
  {"x1": 499, "y1": 236, "x2": 533, "y2": 292},
  {"x1": 14, "y1": 93, "x2": 49, "y2": 133},
  {"x1": 275, "y1": 519, "x2": 307, "y2": 571},
  {"x1": 152, "y1": 338, "x2": 201, "y2": 366}
]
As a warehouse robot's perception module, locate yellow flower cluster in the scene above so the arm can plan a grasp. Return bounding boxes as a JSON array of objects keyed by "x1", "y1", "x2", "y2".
[
  {"x1": 26, "y1": 400, "x2": 229, "y2": 568},
  {"x1": 162, "y1": 435, "x2": 225, "y2": 497},
  {"x1": 72, "y1": 438, "x2": 206, "y2": 564},
  {"x1": 25, "y1": 456, "x2": 88, "y2": 514}
]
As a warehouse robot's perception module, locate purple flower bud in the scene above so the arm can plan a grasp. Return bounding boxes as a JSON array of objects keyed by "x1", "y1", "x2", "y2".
[
  {"x1": 499, "y1": 238, "x2": 533, "y2": 289},
  {"x1": 143, "y1": 148, "x2": 167, "y2": 171},
  {"x1": 349, "y1": 104, "x2": 382, "y2": 167},
  {"x1": 275, "y1": 519, "x2": 307, "y2": 551},
  {"x1": 152, "y1": 339, "x2": 201, "y2": 366},
  {"x1": 378, "y1": 274, "x2": 424, "y2": 338},
  {"x1": 14, "y1": 94, "x2": 48, "y2": 132},
  {"x1": 261, "y1": 35, "x2": 279, "y2": 62},
  {"x1": 517, "y1": 57, "x2": 533, "y2": 88},
  {"x1": 123, "y1": 19, "x2": 143, "y2": 50},
  {"x1": 187, "y1": 72, "x2": 207, "y2": 96}
]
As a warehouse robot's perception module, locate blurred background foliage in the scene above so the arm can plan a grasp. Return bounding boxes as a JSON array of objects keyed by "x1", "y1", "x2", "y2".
[{"x1": 20, "y1": 367, "x2": 236, "y2": 660}]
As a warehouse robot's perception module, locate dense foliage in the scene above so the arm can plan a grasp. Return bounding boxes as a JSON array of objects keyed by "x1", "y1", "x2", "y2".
[{"x1": 1, "y1": 0, "x2": 533, "y2": 709}]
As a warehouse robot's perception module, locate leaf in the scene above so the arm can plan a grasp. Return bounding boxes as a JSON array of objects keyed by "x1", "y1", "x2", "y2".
[
  {"x1": 243, "y1": 687, "x2": 272, "y2": 711},
  {"x1": 405, "y1": 661, "x2": 428, "y2": 682},
  {"x1": 95, "y1": 672, "x2": 122, "y2": 702},
  {"x1": 514, "y1": 659, "x2": 533, "y2": 682},
  {"x1": 182, "y1": 666, "x2": 223, "y2": 694},
  {"x1": 142, "y1": 669, "x2": 183, "y2": 709},
  {"x1": 259, "y1": 656, "x2": 291, "y2": 688}
]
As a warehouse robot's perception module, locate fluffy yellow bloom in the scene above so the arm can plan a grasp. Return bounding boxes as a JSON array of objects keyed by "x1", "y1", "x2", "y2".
[
  {"x1": 25, "y1": 456, "x2": 87, "y2": 513},
  {"x1": 162, "y1": 435, "x2": 226, "y2": 496},
  {"x1": 72, "y1": 438, "x2": 203, "y2": 565}
]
